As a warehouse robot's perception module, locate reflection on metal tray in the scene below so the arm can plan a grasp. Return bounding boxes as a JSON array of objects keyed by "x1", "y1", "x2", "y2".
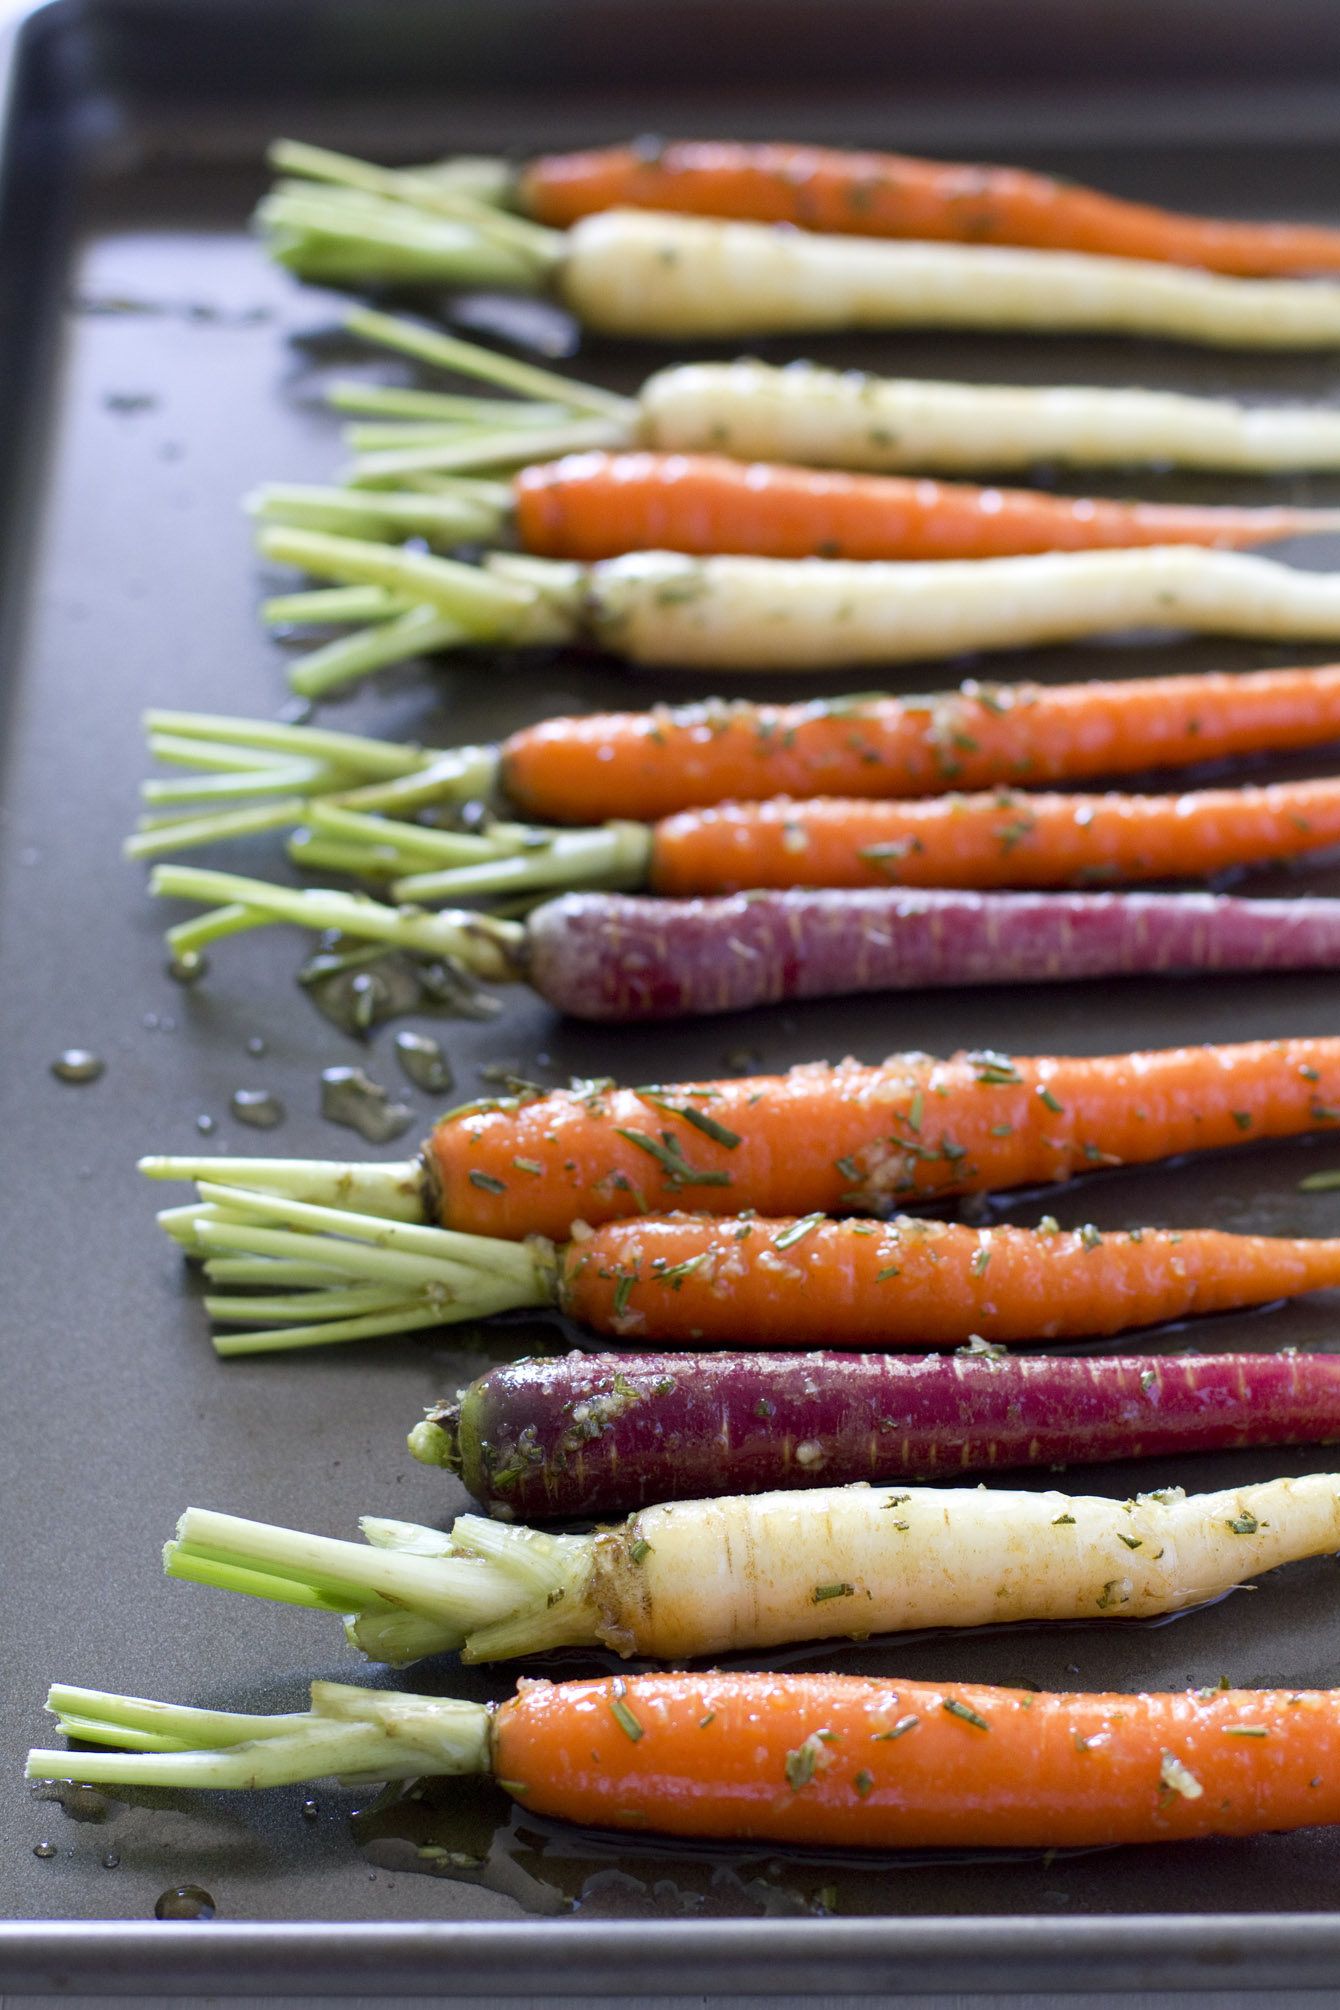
[{"x1": 13, "y1": 0, "x2": 1340, "y2": 1993}]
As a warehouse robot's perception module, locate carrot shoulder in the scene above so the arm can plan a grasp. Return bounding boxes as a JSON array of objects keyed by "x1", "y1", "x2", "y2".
[
  {"x1": 427, "y1": 1039, "x2": 1340, "y2": 1237},
  {"x1": 519, "y1": 140, "x2": 1340, "y2": 279},
  {"x1": 560, "y1": 1214, "x2": 1340, "y2": 1345},
  {"x1": 646, "y1": 779, "x2": 1340, "y2": 894},
  {"x1": 497, "y1": 1672, "x2": 1340, "y2": 1847},
  {"x1": 499, "y1": 663, "x2": 1340, "y2": 823},
  {"x1": 511, "y1": 450, "x2": 1337, "y2": 564}
]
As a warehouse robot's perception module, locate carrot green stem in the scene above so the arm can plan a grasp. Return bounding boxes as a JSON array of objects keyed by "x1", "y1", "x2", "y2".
[
  {"x1": 126, "y1": 799, "x2": 309, "y2": 861},
  {"x1": 343, "y1": 306, "x2": 635, "y2": 423},
  {"x1": 258, "y1": 526, "x2": 578, "y2": 642},
  {"x1": 343, "y1": 413, "x2": 629, "y2": 485},
  {"x1": 246, "y1": 482, "x2": 508, "y2": 547},
  {"x1": 139, "y1": 1153, "x2": 429, "y2": 1220},
  {"x1": 262, "y1": 584, "x2": 413, "y2": 626},
  {"x1": 154, "y1": 1181, "x2": 553, "y2": 1352},
  {"x1": 163, "y1": 1505, "x2": 596, "y2": 1662},
  {"x1": 149, "y1": 862, "x2": 527, "y2": 976},
  {"x1": 392, "y1": 819, "x2": 651, "y2": 902},
  {"x1": 145, "y1": 709, "x2": 446, "y2": 782},
  {"x1": 256, "y1": 182, "x2": 552, "y2": 292},
  {"x1": 268, "y1": 139, "x2": 559, "y2": 264},
  {"x1": 28, "y1": 1680, "x2": 492, "y2": 1788},
  {"x1": 326, "y1": 380, "x2": 571, "y2": 427}
]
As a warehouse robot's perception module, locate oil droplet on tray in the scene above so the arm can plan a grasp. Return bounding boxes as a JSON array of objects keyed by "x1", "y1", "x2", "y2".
[
  {"x1": 51, "y1": 1051, "x2": 104, "y2": 1083},
  {"x1": 395, "y1": 1030, "x2": 454, "y2": 1095},
  {"x1": 155, "y1": 1884, "x2": 215, "y2": 1920},
  {"x1": 246, "y1": 1036, "x2": 266, "y2": 1056},
  {"x1": 102, "y1": 1852, "x2": 120, "y2": 1869},
  {"x1": 301, "y1": 1798, "x2": 319, "y2": 1821},
  {"x1": 230, "y1": 1089, "x2": 284, "y2": 1130},
  {"x1": 320, "y1": 1066, "x2": 413, "y2": 1144},
  {"x1": 32, "y1": 1841, "x2": 56, "y2": 1859},
  {"x1": 196, "y1": 1114, "x2": 216, "y2": 1134}
]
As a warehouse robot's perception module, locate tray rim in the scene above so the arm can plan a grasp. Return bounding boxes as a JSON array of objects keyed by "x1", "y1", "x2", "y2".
[{"x1": 11, "y1": 0, "x2": 1340, "y2": 1989}]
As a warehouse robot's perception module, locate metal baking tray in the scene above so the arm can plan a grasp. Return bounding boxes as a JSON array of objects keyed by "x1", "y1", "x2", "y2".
[{"x1": 15, "y1": 0, "x2": 1340, "y2": 1991}]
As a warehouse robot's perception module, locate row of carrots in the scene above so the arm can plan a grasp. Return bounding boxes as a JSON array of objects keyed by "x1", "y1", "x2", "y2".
[{"x1": 49, "y1": 131, "x2": 1340, "y2": 1873}]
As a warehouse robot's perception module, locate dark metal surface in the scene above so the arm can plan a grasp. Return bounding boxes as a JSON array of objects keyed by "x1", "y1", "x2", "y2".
[{"x1": 13, "y1": 0, "x2": 1340, "y2": 1991}]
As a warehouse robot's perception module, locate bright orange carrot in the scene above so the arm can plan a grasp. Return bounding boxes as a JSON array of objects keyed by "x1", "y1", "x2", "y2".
[
  {"x1": 646, "y1": 777, "x2": 1340, "y2": 895},
  {"x1": 511, "y1": 449, "x2": 1340, "y2": 565},
  {"x1": 561, "y1": 1213, "x2": 1340, "y2": 1346},
  {"x1": 497, "y1": 1672, "x2": 1340, "y2": 1848},
  {"x1": 520, "y1": 139, "x2": 1340, "y2": 279},
  {"x1": 499, "y1": 662, "x2": 1340, "y2": 822},
  {"x1": 36, "y1": 1671, "x2": 1340, "y2": 1849},
  {"x1": 427, "y1": 1037, "x2": 1340, "y2": 1237}
]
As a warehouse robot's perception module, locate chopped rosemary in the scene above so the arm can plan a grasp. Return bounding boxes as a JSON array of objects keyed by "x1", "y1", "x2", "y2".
[
  {"x1": 1223, "y1": 1726, "x2": 1268, "y2": 1738},
  {"x1": 699, "y1": 1712, "x2": 715, "y2": 1728},
  {"x1": 609, "y1": 1684, "x2": 644, "y2": 1742},
  {"x1": 1230, "y1": 1110, "x2": 1253, "y2": 1132},
  {"x1": 652, "y1": 1253, "x2": 707, "y2": 1288},
  {"x1": 1078, "y1": 1223, "x2": 1102, "y2": 1251},
  {"x1": 969, "y1": 1051, "x2": 1023, "y2": 1086},
  {"x1": 467, "y1": 1169, "x2": 507, "y2": 1194},
  {"x1": 1227, "y1": 1513, "x2": 1260, "y2": 1535},
  {"x1": 785, "y1": 1737, "x2": 822, "y2": 1790},
  {"x1": 1037, "y1": 1086, "x2": 1065, "y2": 1114},
  {"x1": 628, "y1": 1538, "x2": 652, "y2": 1564},
  {"x1": 637, "y1": 1091, "x2": 742, "y2": 1149},
  {"x1": 612, "y1": 1273, "x2": 636, "y2": 1316},
  {"x1": 970, "y1": 1246, "x2": 991, "y2": 1277},
  {"x1": 834, "y1": 1154, "x2": 861, "y2": 1181},
  {"x1": 1117, "y1": 1533, "x2": 1143, "y2": 1551},
  {"x1": 511, "y1": 1157, "x2": 543, "y2": 1175},
  {"x1": 1052, "y1": 1514, "x2": 1076, "y2": 1526},
  {"x1": 613, "y1": 1127, "x2": 732, "y2": 1186},
  {"x1": 942, "y1": 1698, "x2": 991, "y2": 1731},
  {"x1": 854, "y1": 1769, "x2": 874, "y2": 1798},
  {"x1": 906, "y1": 1091, "x2": 923, "y2": 1133},
  {"x1": 812, "y1": 1582, "x2": 856, "y2": 1603},
  {"x1": 872, "y1": 1715, "x2": 918, "y2": 1740},
  {"x1": 876, "y1": 1265, "x2": 901, "y2": 1282},
  {"x1": 774, "y1": 1213, "x2": 825, "y2": 1252}
]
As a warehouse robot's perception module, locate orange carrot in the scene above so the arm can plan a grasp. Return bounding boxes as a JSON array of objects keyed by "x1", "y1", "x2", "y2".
[
  {"x1": 497, "y1": 1671, "x2": 1340, "y2": 1848},
  {"x1": 520, "y1": 139, "x2": 1340, "y2": 279},
  {"x1": 511, "y1": 449, "x2": 1340, "y2": 565},
  {"x1": 646, "y1": 777, "x2": 1340, "y2": 895},
  {"x1": 427, "y1": 1037, "x2": 1340, "y2": 1237},
  {"x1": 561, "y1": 1214, "x2": 1340, "y2": 1346},
  {"x1": 35, "y1": 1671, "x2": 1340, "y2": 1849},
  {"x1": 499, "y1": 661, "x2": 1340, "y2": 822}
]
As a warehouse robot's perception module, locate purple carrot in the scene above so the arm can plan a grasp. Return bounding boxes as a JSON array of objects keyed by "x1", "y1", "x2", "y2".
[
  {"x1": 524, "y1": 886, "x2": 1340, "y2": 1020},
  {"x1": 410, "y1": 1347, "x2": 1340, "y2": 1519}
]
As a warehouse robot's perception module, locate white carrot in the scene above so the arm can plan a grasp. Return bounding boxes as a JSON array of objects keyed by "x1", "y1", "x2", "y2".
[
  {"x1": 639, "y1": 358, "x2": 1340, "y2": 475},
  {"x1": 261, "y1": 526, "x2": 1340, "y2": 682},
  {"x1": 164, "y1": 1473, "x2": 1340, "y2": 1664},
  {"x1": 340, "y1": 309, "x2": 1340, "y2": 477},
  {"x1": 561, "y1": 209, "x2": 1340, "y2": 347}
]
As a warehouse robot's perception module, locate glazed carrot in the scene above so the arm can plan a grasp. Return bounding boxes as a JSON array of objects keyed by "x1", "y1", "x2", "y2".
[
  {"x1": 419, "y1": 1038, "x2": 1340, "y2": 1237},
  {"x1": 561, "y1": 1215, "x2": 1340, "y2": 1347},
  {"x1": 499, "y1": 663, "x2": 1340, "y2": 822},
  {"x1": 645, "y1": 776, "x2": 1340, "y2": 896},
  {"x1": 134, "y1": 661, "x2": 1340, "y2": 831},
  {"x1": 510, "y1": 450, "x2": 1340, "y2": 564},
  {"x1": 520, "y1": 140, "x2": 1340, "y2": 280},
  {"x1": 158, "y1": 1471, "x2": 1340, "y2": 1660},
  {"x1": 144, "y1": 1035, "x2": 1340, "y2": 1240},
  {"x1": 31, "y1": 1672, "x2": 1340, "y2": 1851},
  {"x1": 142, "y1": 1173, "x2": 1340, "y2": 1354}
]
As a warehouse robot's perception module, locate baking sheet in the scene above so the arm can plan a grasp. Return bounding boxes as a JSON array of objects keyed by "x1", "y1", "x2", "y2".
[{"x1": 13, "y1": 0, "x2": 1340, "y2": 1990}]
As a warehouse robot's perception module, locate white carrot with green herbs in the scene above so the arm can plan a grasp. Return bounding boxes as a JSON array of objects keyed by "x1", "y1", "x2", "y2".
[{"x1": 162, "y1": 1473, "x2": 1340, "y2": 1663}]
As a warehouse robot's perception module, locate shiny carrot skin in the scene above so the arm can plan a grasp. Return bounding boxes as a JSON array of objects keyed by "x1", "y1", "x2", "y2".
[
  {"x1": 500, "y1": 662, "x2": 1340, "y2": 823},
  {"x1": 426, "y1": 1037, "x2": 1340, "y2": 1238},
  {"x1": 497, "y1": 1672, "x2": 1340, "y2": 1847},
  {"x1": 429, "y1": 1348, "x2": 1340, "y2": 1517},
  {"x1": 560, "y1": 1215, "x2": 1340, "y2": 1347},
  {"x1": 519, "y1": 140, "x2": 1340, "y2": 279},
  {"x1": 646, "y1": 777, "x2": 1340, "y2": 895},
  {"x1": 511, "y1": 450, "x2": 1339, "y2": 566}
]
